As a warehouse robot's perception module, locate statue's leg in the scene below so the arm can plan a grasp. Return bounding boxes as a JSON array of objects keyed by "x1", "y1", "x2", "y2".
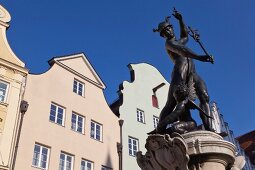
[
  {"x1": 193, "y1": 74, "x2": 213, "y2": 131},
  {"x1": 148, "y1": 87, "x2": 176, "y2": 134},
  {"x1": 158, "y1": 100, "x2": 186, "y2": 130},
  {"x1": 159, "y1": 86, "x2": 176, "y2": 123}
]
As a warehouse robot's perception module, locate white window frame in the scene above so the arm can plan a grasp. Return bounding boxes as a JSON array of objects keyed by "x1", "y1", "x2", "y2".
[
  {"x1": 137, "y1": 109, "x2": 145, "y2": 123},
  {"x1": 101, "y1": 166, "x2": 112, "y2": 170},
  {"x1": 90, "y1": 121, "x2": 102, "y2": 141},
  {"x1": 73, "y1": 79, "x2": 84, "y2": 96},
  {"x1": 59, "y1": 152, "x2": 74, "y2": 170},
  {"x1": 81, "y1": 159, "x2": 93, "y2": 170},
  {"x1": 49, "y1": 103, "x2": 65, "y2": 126},
  {"x1": 32, "y1": 144, "x2": 50, "y2": 170},
  {"x1": 128, "y1": 136, "x2": 139, "y2": 156},
  {"x1": 71, "y1": 112, "x2": 85, "y2": 134},
  {"x1": 0, "y1": 80, "x2": 9, "y2": 103},
  {"x1": 153, "y1": 116, "x2": 159, "y2": 128}
]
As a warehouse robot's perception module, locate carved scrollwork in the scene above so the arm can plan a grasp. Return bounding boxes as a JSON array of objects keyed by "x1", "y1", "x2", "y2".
[{"x1": 137, "y1": 133, "x2": 189, "y2": 170}]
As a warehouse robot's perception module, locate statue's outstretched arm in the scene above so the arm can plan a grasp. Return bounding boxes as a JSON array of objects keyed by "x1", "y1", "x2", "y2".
[{"x1": 166, "y1": 42, "x2": 213, "y2": 63}]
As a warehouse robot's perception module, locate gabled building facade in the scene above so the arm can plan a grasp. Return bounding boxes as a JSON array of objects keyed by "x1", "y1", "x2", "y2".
[
  {"x1": 14, "y1": 53, "x2": 120, "y2": 170},
  {"x1": 111, "y1": 63, "x2": 169, "y2": 170},
  {"x1": 0, "y1": 5, "x2": 28, "y2": 170}
]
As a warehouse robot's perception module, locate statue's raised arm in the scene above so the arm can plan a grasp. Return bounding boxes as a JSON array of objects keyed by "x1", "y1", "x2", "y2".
[{"x1": 172, "y1": 8, "x2": 189, "y2": 44}]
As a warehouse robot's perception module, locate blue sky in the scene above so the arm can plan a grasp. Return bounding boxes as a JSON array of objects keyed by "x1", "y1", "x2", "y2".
[{"x1": 1, "y1": 1, "x2": 255, "y2": 136}]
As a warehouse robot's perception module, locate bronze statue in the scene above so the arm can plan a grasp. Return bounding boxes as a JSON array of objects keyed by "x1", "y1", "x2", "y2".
[{"x1": 150, "y1": 9, "x2": 214, "y2": 134}]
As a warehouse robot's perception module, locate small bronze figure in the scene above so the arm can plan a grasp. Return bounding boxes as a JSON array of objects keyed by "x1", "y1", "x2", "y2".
[{"x1": 151, "y1": 8, "x2": 214, "y2": 134}]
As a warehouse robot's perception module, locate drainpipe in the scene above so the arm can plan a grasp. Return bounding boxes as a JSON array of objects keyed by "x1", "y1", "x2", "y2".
[
  {"x1": 11, "y1": 100, "x2": 29, "y2": 170},
  {"x1": 117, "y1": 119, "x2": 124, "y2": 170}
]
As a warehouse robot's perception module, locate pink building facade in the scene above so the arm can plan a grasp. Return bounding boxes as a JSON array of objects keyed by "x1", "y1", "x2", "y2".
[{"x1": 14, "y1": 53, "x2": 120, "y2": 170}]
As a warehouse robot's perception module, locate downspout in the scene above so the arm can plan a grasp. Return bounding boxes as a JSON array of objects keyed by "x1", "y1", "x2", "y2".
[
  {"x1": 11, "y1": 100, "x2": 28, "y2": 170},
  {"x1": 117, "y1": 119, "x2": 124, "y2": 170},
  {"x1": 10, "y1": 76, "x2": 29, "y2": 170}
]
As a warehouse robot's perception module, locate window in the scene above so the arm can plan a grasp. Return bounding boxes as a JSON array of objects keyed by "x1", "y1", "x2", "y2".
[
  {"x1": 152, "y1": 95, "x2": 159, "y2": 108},
  {"x1": 137, "y1": 109, "x2": 145, "y2": 123},
  {"x1": 59, "y1": 152, "x2": 73, "y2": 170},
  {"x1": 81, "y1": 159, "x2": 93, "y2": 170},
  {"x1": 128, "y1": 137, "x2": 139, "y2": 156},
  {"x1": 73, "y1": 79, "x2": 84, "y2": 96},
  {"x1": 49, "y1": 103, "x2": 65, "y2": 126},
  {"x1": 32, "y1": 144, "x2": 50, "y2": 169},
  {"x1": 90, "y1": 121, "x2": 102, "y2": 141},
  {"x1": 153, "y1": 116, "x2": 159, "y2": 128},
  {"x1": 101, "y1": 166, "x2": 112, "y2": 170},
  {"x1": 71, "y1": 112, "x2": 84, "y2": 133},
  {"x1": 0, "y1": 81, "x2": 9, "y2": 103}
]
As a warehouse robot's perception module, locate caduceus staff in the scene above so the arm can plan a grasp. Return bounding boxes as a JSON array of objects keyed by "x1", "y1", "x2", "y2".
[{"x1": 188, "y1": 26, "x2": 214, "y2": 63}]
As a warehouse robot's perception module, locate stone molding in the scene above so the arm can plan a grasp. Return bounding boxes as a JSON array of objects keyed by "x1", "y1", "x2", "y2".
[{"x1": 182, "y1": 131, "x2": 241, "y2": 170}]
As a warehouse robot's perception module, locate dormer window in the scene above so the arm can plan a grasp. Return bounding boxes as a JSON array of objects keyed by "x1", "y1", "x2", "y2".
[{"x1": 73, "y1": 79, "x2": 84, "y2": 96}]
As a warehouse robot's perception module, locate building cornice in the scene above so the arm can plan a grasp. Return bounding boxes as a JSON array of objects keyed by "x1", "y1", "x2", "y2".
[
  {"x1": 0, "y1": 58, "x2": 28, "y2": 76},
  {"x1": 0, "y1": 20, "x2": 9, "y2": 28}
]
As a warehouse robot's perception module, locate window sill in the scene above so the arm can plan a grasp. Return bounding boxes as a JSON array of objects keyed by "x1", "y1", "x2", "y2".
[
  {"x1": 71, "y1": 129, "x2": 85, "y2": 135},
  {"x1": 129, "y1": 154, "x2": 137, "y2": 157},
  {"x1": 31, "y1": 165, "x2": 47, "y2": 170},
  {"x1": 90, "y1": 137, "x2": 103, "y2": 143},
  {"x1": 49, "y1": 120, "x2": 65, "y2": 127},
  {"x1": 73, "y1": 92, "x2": 85, "y2": 98},
  {"x1": 137, "y1": 121, "x2": 146, "y2": 124}
]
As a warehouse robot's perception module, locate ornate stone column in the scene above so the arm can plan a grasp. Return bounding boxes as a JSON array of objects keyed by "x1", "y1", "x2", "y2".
[{"x1": 182, "y1": 131, "x2": 236, "y2": 170}]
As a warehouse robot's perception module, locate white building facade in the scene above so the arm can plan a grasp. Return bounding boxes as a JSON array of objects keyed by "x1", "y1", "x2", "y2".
[{"x1": 111, "y1": 63, "x2": 169, "y2": 170}]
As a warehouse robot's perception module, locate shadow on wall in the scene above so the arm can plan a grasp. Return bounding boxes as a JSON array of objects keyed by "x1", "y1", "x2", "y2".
[{"x1": 104, "y1": 149, "x2": 113, "y2": 169}]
